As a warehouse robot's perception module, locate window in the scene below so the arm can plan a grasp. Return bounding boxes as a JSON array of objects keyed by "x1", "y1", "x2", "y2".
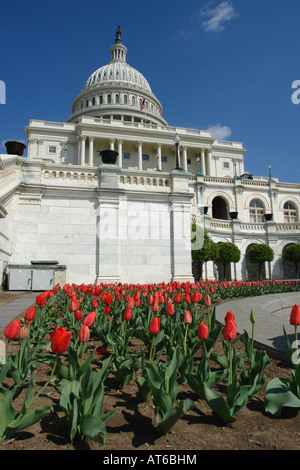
[
  {"x1": 132, "y1": 96, "x2": 135, "y2": 106},
  {"x1": 142, "y1": 155, "x2": 149, "y2": 161},
  {"x1": 124, "y1": 153, "x2": 130, "y2": 159},
  {"x1": 187, "y1": 159, "x2": 191, "y2": 165},
  {"x1": 284, "y1": 202, "x2": 297, "y2": 222},
  {"x1": 116, "y1": 94, "x2": 120, "y2": 104},
  {"x1": 48, "y1": 146, "x2": 57, "y2": 154},
  {"x1": 92, "y1": 97, "x2": 95, "y2": 105},
  {"x1": 107, "y1": 94, "x2": 111, "y2": 104},
  {"x1": 161, "y1": 156, "x2": 167, "y2": 162},
  {"x1": 86, "y1": 100, "x2": 89, "y2": 107},
  {"x1": 249, "y1": 199, "x2": 264, "y2": 222},
  {"x1": 223, "y1": 162, "x2": 230, "y2": 169},
  {"x1": 99, "y1": 95, "x2": 103, "y2": 104},
  {"x1": 124, "y1": 95, "x2": 128, "y2": 104}
]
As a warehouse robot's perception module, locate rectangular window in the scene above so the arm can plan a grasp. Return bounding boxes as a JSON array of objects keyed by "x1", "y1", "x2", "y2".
[
  {"x1": 161, "y1": 156, "x2": 167, "y2": 162},
  {"x1": 187, "y1": 159, "x2": 191, "y2": 165},
  {"x1": 123, "y1": 153, "x2": 130, "y2": 159},
  {"x1": 142, "y1": 155, "x2": 149, "y2": 161},
  {"x1": 223, "y1": 162, "x2": 230, "y2": 168},
  {"x1": 48, "y1": 146, "x2": 57, "y2": 154}
]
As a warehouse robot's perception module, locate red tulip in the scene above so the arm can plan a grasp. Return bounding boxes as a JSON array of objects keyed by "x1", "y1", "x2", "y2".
[
  {"x1": 79, "y1": 324, "x2": 90, "y2": 343},
  {"x1": 148, "y1": 294, "x2": 154, "y2": 305},
  {"x1": 83, "y1": 311, "x2": 96, "y2": 327},
  {"x1": 166, "y1": 302, "x2": 175, "y2": 316},
  {"x1": 123, "y1": 308, "x2": 132, "y2": 321},
  {"x1": 198, "y1": 321, "x2": 209, "y2": 340},
  {"x1": 19, "y1": 325, "x2": 28, "y2": 339},
  {"x1": 152, "y1": 302, "x2": 159, "y2": 313},
  {"x1": 149, "y1": 317, "x2": 160, "y2": 335},
  {"x1": 50, "y1": 326, "x2": 71, "y2": 353},
  {"x1": 24, "y1": 306, "x2": 36, "y2": 324},
  {"x1": 104, "y1": 306, "x2": 111, "y2": 315},
  {"x1": 4, "y1": 320, "x2": 21, "y2": 339},
  {"x1": 224, "y1": 311, "x2": 235, "y2": 322},
  {"x1": 36, "y1": 293, "x2": 47, "y2": 308},
  {"x1": 91, "y1": 299, "x2": 98, "y2": 309},
  {"x1": 191, "y1": 292, "x2": 202, "y2": 303},
  {"x1": 74, "y1": 309, "x2": 82, "y2": 320},
  {"x1": 290, "y1": 304, "x2": 300, "y2": 326},
  {"x1": 222, "y1": 319, "x2": 237, "y2": 341},
  {"x1": 126, "y1": 297, "x2": 135, "y2": 310},
  {"x1": 204, "y1": 294, "x2": 211, "y2": 307},
  {"x1": 173, "y1": 294, "x2": 182, "y2": 303},
  {"x1": 184, "y1": 310, "x2": 192, "y2": 324},
  {"x1": 70, "y1": 297, "x2": 80, "y2": 312}
]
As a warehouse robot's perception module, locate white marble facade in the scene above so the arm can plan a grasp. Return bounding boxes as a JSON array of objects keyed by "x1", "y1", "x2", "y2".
[{"x1": 0, "y1": 29, "x2": 299, "y2": 288}]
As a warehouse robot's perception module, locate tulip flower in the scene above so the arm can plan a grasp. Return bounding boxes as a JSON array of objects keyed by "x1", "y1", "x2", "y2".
[
  {"x1": 222, "y1": 319, "x2": 237, "y2": 385},
  {"x1": 83, "y1": 311, "x2": 96, "y2": 327},
  {"x1": 152, "y1": 301, "x2": 159, "y2": 313},
  {"x1": 74, "y1": 309, "x2": 82, "y2": 320},
  {"x1": 19, "y1": 325, "x2": 28, "y2": 340},
  {"x1": 191, "y1": 292, "x2": 202, "y2": 303},
  {"x1": 24, "y1": 306, "x2": 36, "y2": 324},
  {"x1": 225, "y1": 311, "x2": 235, "y2": 322},
  {"x1": 70, "y1": 297, "x2": 80, "y2": 312},
  {"x1": 173, "y1": 294, "x2": 182, "y2": 303},
  {"x1": 4, "y1": 320, "x2": 21, "y2": 339},
  {"x1": 36, "y1": 293, "x2": 47, "y2": 308},
  {"x1": 123, "y1": 308, "x2": 132, "y2": 321},
  {"x1": 166, "y1": 302, "x2": 174, "y2": 317},
  {"x1": 50, "y1": 326, "x2": 71, "y2": 354},
  {"x1": 198, "y1": 321, "x2": 209, "y2": 341},
  {"x1": 104, "y1": 306, "x2": 111, "y2": 315},
  {"x1": 204, "y1": 294, "x2": 211, "y2": 307},
  {"x1": 149, "y1": 317, "x2": 160, "y2": 335},
  {"x1": 91, "y1": 299, "x2": 98, "y2": 309},
  {"x1": 290, "y1": 304, "x2": 300, "y2": 364},
  {"x1": 79, "y1": 324, "x2": 90, "y2": 343},
  {"x1": 148, "y1": 317, "x2": 160, "y2": 363},
  {"x1": 184, "y1": 310, "x2": 192, "y2": 324}
]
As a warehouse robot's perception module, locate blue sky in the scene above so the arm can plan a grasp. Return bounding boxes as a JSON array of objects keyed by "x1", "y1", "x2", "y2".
[{"x1": 1, "y1": 0, "x2": 299, "y2": 183}]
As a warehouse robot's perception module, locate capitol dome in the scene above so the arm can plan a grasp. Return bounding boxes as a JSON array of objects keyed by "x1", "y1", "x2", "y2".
[{"x1": 68, "y1": 27, "x2": 168, "y2": 126}]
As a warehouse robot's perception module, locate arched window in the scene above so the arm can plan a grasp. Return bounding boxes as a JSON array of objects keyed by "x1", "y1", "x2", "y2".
[
  {"x1": 284, "y1": 202, "x2": 297, "y2": 222},
  {"x1": 212, "y1": 196, "x2": 229, "y2": 220},
  {"x1": 249, "y1": 199, "x2": 264, "y2": 222},
  {"x1": 92, "y1": 97, "x2": 95, "y2": 105},
  {"x1": 116, "y1": 94, "x2": 120, "y2": 104},
  {"x1": 99, "y1": 95, "x2": 103, "y2": 104},
  {"x1": 107, "y1": 94, "x2": 111, "y2": 104},
  {"x1": 132, "y1": 96, "x2": 135, "y2": 106},
  {"x1": 124, "y1": 94, "x2": 128, "y2": 104}
]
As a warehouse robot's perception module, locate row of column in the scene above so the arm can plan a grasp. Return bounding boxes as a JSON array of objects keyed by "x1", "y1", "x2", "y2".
[{"x1": 78, "y1": 135, "x2": 214, "y2": 175}]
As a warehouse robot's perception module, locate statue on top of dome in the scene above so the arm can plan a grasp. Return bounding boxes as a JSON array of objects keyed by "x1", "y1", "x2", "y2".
[{"x1": 115, "y1": 26, "x2": 122, "y2": 43}]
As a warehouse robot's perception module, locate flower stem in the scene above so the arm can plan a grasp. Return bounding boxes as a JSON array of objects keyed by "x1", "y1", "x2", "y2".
[
  {"x1": 228, "y1": 340, "x2": 232, "y2": 386},
  {"x1": 27, "y1": 353, "x2": 58, "y2": 409},
  {"x1": 149, "y1": 336, "x2": 155, "y2": 363}
]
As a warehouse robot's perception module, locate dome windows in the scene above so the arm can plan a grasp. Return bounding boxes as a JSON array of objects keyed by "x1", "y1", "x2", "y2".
[
  {"x1": 284, "y1": 201, "x2": 297, "y2": 222},
  {"x1": 249, "y1": 199, "x2": 264, "y2": 222}
]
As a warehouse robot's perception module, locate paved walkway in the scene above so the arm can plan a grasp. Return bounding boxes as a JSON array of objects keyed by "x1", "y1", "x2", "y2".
[
  {"x1": 215, "y1": 291, "x2": 300, "y2": 359},
  {"x1": 0, "y1": 290, "x2": 299, "y2": 360}
]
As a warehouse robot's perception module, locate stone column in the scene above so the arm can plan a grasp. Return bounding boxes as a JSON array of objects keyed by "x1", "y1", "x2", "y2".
[
  {"x1": 157, "y1": 143, "x2": 162, "y2": 171},
  {"x1": 182, "y1": 146, "x2": 188, "y2": 171},
  {"x1": 200, "y1": 148, "x2": 206, "y2": 175},
  {"x1": 80, "y1": 137, "x2": 86, "y2": 166},
  {"x1": 118, "y1": 140, "x2": 123, "y2": 168},
  {"x1": 206, "y1": 149, "x2": 212, "y2": 176},
  {"x1": 110, "y1": 139, "x2": 115, "y2": 151},
  {"x1": 138, "y1": 141, "x2": 143, "y2": 171},
  {"x1": 88, "y1": 137, "x2": 94, "y2": 167}
]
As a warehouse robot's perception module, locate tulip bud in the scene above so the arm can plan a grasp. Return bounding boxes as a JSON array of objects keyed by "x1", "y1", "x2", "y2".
[
  {"x1": 19, "y1": 325, "x2": 28, "y2": 340},
  {"x1": 4, "y1": 320, "x2": 21, "y2": 339},
  {"x1": 184, "y1": 310, "x2": 192, "y2": 324},
  {"x1": 290, "y1": 304, "x2": 300, "y2": 326},
  {"x1": 204, "y1": 294, "x2": 211, "y2": 307},
  {"x1": 198, "y1": 321, "x2": 209, "y2": 340},
  {"x1": 250, "y1": 309, "x2": 256, "y2": 325},
  {"x1": 149, "y1": 317, "x2": 160, "y2": 335},
  {"x1": 79, "y1": 324, "x2": 90, "y2": 343}
]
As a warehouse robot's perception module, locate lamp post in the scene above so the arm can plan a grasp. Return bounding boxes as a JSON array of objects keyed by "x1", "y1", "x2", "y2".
[{"x1": 174, "y1": 133, "x2": 183, "y2": 171}]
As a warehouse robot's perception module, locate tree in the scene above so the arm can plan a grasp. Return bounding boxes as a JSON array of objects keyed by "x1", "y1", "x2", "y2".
[
  {"x1": 191, "y1": 225, "x2": 218, "y2": 279},
  {"x1": 247, "y1": 243, "x2": 274, "y2": 280},
  {"x1": 283, "y1": 244, "x2": 300, "y2": 278},
  {"x1": 216, "y1": 242, "x2": 241, "y2": 279}
]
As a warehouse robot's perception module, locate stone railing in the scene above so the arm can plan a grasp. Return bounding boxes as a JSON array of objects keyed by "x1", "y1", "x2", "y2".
[
  {"x1": 276, "y1": 223, "x2": 300, "y2": 232},
  {"x1": 0, "y1": 155, "x2": 21, "y2": 197},
  {"x1": 119, "y1": 169, "x2": 170, "y2": 191},
  {"x1": 239, "y1": 223, "x2": 266, "y2": 232},
  {"x1": 41, "y1": 165, "x2": 100, "y2": 187}
]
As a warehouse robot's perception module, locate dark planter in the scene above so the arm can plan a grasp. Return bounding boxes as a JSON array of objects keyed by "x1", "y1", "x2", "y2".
[
  {"x1": 199, "y1": 206, "x2": 209, "y2": 215},
  {"x1": 5, "y1": 141, "x2": 26, "y2": 156},
  {"x1": 100, "y1": 149, "x2": 118, "y2": 164},
  {"x1": 264, "y1": 213, "x2": 273, "y2": 221},
  {"x1": 229, "y1": 211, "x2": 238, "y2": 219}
]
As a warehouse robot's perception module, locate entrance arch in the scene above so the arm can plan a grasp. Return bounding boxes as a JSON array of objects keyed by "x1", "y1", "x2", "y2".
[{"x1": 212, "y1": 196, "x2": 229, "y2": 220}]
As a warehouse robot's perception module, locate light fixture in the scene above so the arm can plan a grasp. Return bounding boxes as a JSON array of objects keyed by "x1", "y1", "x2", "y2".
[{"x1": 173, "y1": 133, "x2": 183, "y2": 171}]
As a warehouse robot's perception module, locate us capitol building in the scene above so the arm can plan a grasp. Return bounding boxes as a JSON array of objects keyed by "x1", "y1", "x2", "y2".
[{"x1": 0, "y1": 28, "x2": 299, "y2": 290}]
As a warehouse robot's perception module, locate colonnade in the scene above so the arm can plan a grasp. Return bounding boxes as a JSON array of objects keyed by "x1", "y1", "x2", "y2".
[{"x1": 77, "y1": 135, "x2": 214, "y2": 175}]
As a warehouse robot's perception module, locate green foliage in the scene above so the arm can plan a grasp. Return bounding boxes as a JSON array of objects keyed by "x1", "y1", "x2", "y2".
[
  {"x1": 284, "y1": 244, "x2": 300, "y2": 277},
  {"x1": 217, "y1": 242, "x2": 241, "y2": 264},
  {"x1": 248, "y1": 244, "x2": 274, "y2": 264},
  {"x1": 191, "y1": 225, "x2": 218, "y2": 263}
]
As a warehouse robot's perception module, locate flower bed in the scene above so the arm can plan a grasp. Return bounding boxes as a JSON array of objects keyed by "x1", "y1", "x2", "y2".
[{"x1": 0, "y1": 279, "x2": 299, "y2": 448}]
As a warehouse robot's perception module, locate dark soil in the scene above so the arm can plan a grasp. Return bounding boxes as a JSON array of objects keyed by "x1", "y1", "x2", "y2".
[{"x1": 0, "y1": 291, "x2": 299, "y2": 452}]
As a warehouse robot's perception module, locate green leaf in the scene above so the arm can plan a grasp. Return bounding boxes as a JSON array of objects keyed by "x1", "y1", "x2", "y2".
[
  {"x1": 0, "y1": 388, "x2": 17, "y2": 439},
  {"x1": 265, "y1": 377, "x2": 300, "y2": 416},
  {"x1": 203, "y1": 384, "x2": 236, "y2": 423},
  {"x1": 79, "y1": 414, "x2": 107, "y2": 444},
  {"x1": 4, "y1": 405, "x2": 52, "y2": 441}
]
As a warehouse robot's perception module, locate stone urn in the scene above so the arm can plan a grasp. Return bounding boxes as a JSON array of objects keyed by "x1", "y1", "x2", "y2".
[
  {"x1": 100, "y1": 149, "x2": 118, "y2": 164},
  {"x1": 5, "y1": 141, "x2": 26, "y2": 156},
  {"x1": 264, "y1": 213, "x2": 273, "y2": 221}
]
